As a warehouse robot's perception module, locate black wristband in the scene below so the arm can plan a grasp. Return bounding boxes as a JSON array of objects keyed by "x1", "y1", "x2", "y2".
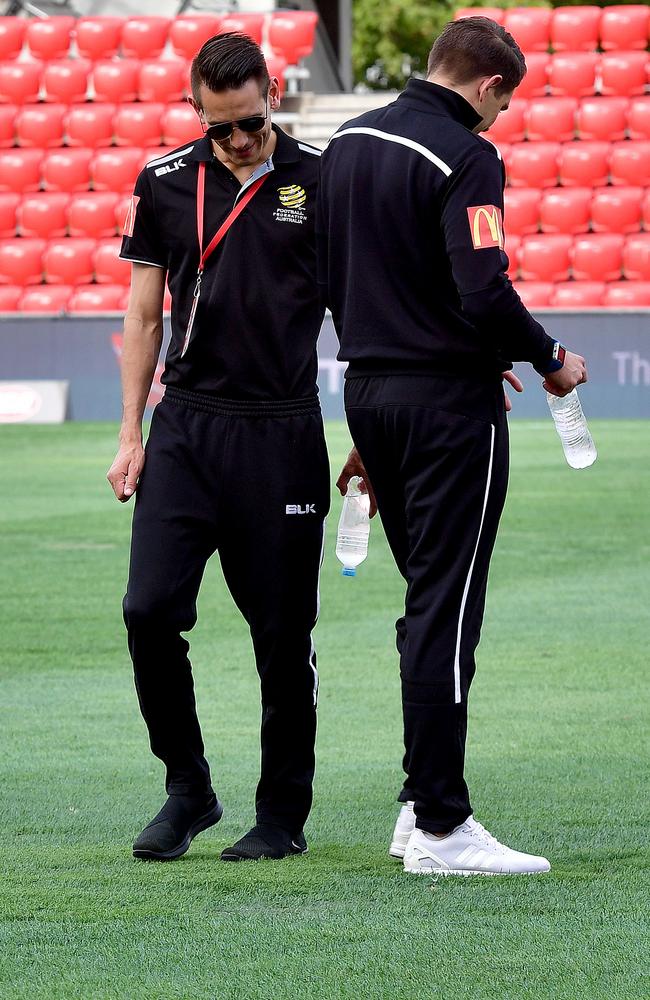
[{"x1": 536, "y1": 341, "x2": 566, "y2": 375}]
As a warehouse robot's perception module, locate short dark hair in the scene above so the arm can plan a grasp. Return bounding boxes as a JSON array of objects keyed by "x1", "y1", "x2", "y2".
[
  {"x1": 427, "y1": 17, "x2": 526, "y2": 95},
  {"x1": 190, "y1": 31, "x2": 269, "y2": 105}
]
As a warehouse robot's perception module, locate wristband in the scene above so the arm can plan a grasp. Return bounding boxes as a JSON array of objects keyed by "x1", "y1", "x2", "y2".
[{"x1": 537, "y1": 341, "x2": 566, "y2": 375}]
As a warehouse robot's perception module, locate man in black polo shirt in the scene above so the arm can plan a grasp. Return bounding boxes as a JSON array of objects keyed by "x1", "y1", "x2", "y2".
[
  {"x1": 107, "y1": 33, "x2": 330, "y2": 862},
  {"x1": 318, "y1": 17, "x2": 588, "y2": 875}
]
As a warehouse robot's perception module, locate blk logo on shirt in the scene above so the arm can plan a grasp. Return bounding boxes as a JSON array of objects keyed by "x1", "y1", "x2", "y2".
[
  {"x1": 467, "y1": 205, "x2": 504, "y2": 250},
  {"x1": 286, "y1": 504, "x2": 317, "y2": 514}
]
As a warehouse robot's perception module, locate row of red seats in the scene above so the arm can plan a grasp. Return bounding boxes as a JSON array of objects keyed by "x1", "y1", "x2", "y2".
[
  {"x1": 0, "y1": 55, "x2": 288, "y2": 104},
  {"x1": 0, "y1": 144, "x2": 196, "y2": 193},
  {"x1": 0, "y1": 13, "x2": 318, "y2": 65},
  {"x1": 497, "y1": 141, "x2": 650, "y2": 188},
  {"x1": 515, "y1": 51, "x2": 650, "y2": 99},
  {"x1": 505, "y1": 233, "x2": 650, "y2": 282},
  {"x1": 488, "y1": 95, "x2": 650, "y2": 144},
  {"x1": 515, "y1": 281, "x2": 650, "y2": 308},
  {"x1": 505, "y1": 186, "x2": 650, "y2": 235},
  {"x1": 0, "y1": 280, "x2": 647, "y2": 313},
  {"x1": 0, "y1": 236, "x2": 129, "y2": 284},
  {"x1": 0, "y1": 103, "x2": 204, "y2": 148},
  {"x1": 0, "y1": 191, "x2": 132, "y2": 238},
  {"x1": 455, "y1": 6, "x2": 650, "y2": 52}
]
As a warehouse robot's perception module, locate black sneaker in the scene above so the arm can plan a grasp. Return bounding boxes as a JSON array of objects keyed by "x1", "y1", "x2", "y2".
[
  {"x1": 220, "y1": 823, "x2": 307, "y2": 862},
  {"x1": 133, "y1": 793, "x2": 223, "y2": 861}
]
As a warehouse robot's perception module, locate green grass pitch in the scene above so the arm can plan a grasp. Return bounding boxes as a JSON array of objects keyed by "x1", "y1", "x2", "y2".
[{"x1": 1, "y1": 419, "x2": 649, "y2": 1000}]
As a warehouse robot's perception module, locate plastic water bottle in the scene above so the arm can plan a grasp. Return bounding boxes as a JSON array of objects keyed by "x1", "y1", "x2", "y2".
[
  {"x1": 336, "y1": 476, "x2": 370, "y2": 577},
  {"x1": 547, "y1": 389, "x2": 597, "y2": 469}
]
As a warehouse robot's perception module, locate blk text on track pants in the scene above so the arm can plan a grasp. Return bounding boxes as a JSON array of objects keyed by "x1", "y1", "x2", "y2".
[
  {"x1": 344, "y1": 373, "x2": 509, "y2": 834},
  {"x1": 123, "y1": 387, "x2": 331, "y2": 835}
]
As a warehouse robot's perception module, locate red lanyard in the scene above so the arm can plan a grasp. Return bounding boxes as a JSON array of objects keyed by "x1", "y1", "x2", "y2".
[{"x1": 180, "y1": 161, "x2": 270, "y2": 357}]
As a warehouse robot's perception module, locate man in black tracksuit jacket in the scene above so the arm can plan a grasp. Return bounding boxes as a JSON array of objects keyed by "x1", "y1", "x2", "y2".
[{"x1": 318, "y1": 17, "x2": 587, "y2": 875}]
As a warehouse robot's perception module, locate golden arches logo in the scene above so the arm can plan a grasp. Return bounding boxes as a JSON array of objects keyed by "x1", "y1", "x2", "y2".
[
  {"x1": 467, "y1": 205, "x2": 504, "y2": 250},
  {"x1": 278, "y1": 184, "x2": 307, "y2": 209}
]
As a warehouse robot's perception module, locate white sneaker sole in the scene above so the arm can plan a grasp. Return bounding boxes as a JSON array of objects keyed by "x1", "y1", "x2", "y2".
[
  {"x1": 404, "y1": 864, "x2": 550, "y2": 876},
  {"x1": 389, "y1": 841, "x2": 407, "y2": 859}
]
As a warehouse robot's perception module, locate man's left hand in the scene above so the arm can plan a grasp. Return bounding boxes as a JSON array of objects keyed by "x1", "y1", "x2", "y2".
[
  {"x1": 503, "y1": 370, "x2": 524, "y2": 412},
  {"x1": 336, "y1": 447, "x2": 378, "y2": 518}
]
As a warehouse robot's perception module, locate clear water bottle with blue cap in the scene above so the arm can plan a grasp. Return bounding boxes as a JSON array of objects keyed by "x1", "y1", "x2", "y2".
[{"x1": 336, "y1": 475, "x2": 371, "y2": 577}]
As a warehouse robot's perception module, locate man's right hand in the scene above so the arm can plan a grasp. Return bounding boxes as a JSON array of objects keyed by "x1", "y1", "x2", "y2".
[
  {"x1": 543, "y1": 350, "x2": 587, "y2": 397},
  {"x1": 107, "y1": 440, "x2": 145, "y2": 502}
]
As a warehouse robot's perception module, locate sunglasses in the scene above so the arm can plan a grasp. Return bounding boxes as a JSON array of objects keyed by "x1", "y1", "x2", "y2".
[{"x1": 202, "y1": 111, "x2": 268, "y2": 143}]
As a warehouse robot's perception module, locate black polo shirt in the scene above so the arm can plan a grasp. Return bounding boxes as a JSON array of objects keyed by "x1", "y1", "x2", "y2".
[
  {"x1": 120, "y1": 125, "x2": 323, "y2": 400},
  {"x1": 317, "y1": 79, "x2": 555, "y2": 377}
]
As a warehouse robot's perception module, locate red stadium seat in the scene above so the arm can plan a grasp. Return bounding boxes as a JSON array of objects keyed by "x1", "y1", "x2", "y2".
[
  {"x1": 513, "y1": 281, "x2": 553, "y2": 308},
  {"x1": 577, "y1": 97, "x2": 628, "y2": 142},
  {"x1": 68, "y1": 283, "x2": 125, "y2": 312},
  {"x1": 623, "y1": 234, "x2": 650, "y2": 280},
  {"x1": 0, "y1": 61, "x2": 43, "y2": 104},
  {"x1": 15, "y1": 104, "x2": 66, "y2": 148},
  {"x1": 121, "y1": 17, "x2": 171, "y2": 60},
  {"x1": 161, "y1": 105, "x2": 201, "y2": 147},
  {"x1": 551, "y1": 281, "x2": 605, "y2": 307},
  {"x1": 551, "y1": 6, "x2": 601, "y2": 52},
  {"x1": 485, "y1": 99, "x2": 526, "y2": 143},
  {"x1": 68, "y1": 192, "x2": 119, "y2": 238},
  {"x1": 519, "y1": 235, "x2": 572, "y2": 282},
  {"x1": 0, "y1": 237, "x2": 45, "y2": 284},
  {"x1": 26, "y1": 17, "x2": 75, "y2": 60},
  {"x1": 0, "y1": 284, "x2": 22, "y2": 310},
  {"x1": 115, "y1": 194, "x2": 130, "y2": 235},
  {"x1": 642, "y1": 189, "x2": 650, "y2": 230},
  {"x1": 603, "y1": 281, "x2": 650, "y2": 306},
  {"x1": 627, "y1": 98, "x2": 650, "y2": 141},
  {"x1": 169, "y1": 16, "x2": 222, "y2": 59},
  {"x1": 92, "y1": 60, "x2": 141, "y2": 104},
  {"x1": 540, "y1": 188, "x2": 591, "y2": 234},
  {"x1": 114, "y1": 104, "x2": 163, "y2": 148},
  {"x1": 42, "y1": 148, "x2": 93, "y2": 193},
  {"x1": 600, "y1": 6, "x2": 649, "y2": 51},
  {"x1": 0, "y1": 104, "x2": 16, "y2": 147},
  {"x1": 591, "y1": 187, "x2": 643, "y2": 234},
  {"x1": 600, "y1": 52, "x2": 648, "y2": 97},
  {"x1": 609, "y1": 141, "x2": 650, "y2": 187},
  {"x1": 263, "y1": 53, "x2": 287, "y2": 97},
  {"x1": 526, "y1": 97, "x2": 577, "y2": 142},
  {"x1": 503, "y1": 8, "x2": 552, "y2": 53},
  {"x1": 91, "y1": 147, "x2": 144, "y2": 193},
  {"x1": 504, "y1": 233, "x2": 520, "y2": 278},
  {"x1": 0, "y1": 18, "x2": 26, "y2": 60},
  {"x1": 138, "y1": 61, "x2": 186, "y2": 103},
  {"x1": 572, "y1": 233, "x2": 624, "y2": 281},
  {"x1": 42, "y1": 59, "x2": 91, "y2": 104},
  {"x1": 0, "y1": 149, "x2": 42, "y2": 193},
  {"x1": 19, "y1": 284, "x2": 73, "y2": 312},
  {"x1": 503, "y1": 188, "x2": 541, "y2": 235},
  {"x1": 43, "y1": 237, "x2": 95, "y2": 285},
  {"x1": 93, "y1": 237, "x2": 130, "y2": 284},
  {"x1": 508, "y1": 142, "x2": 559, "y2": 188},
  {"x1": 18, "y1": 192, "x2": 69, "y2": 238},
  {"x1": 548, "y1": 53, "x2": 599, "y2": 98},
  {"x1": 219, "y1": 14, "x2": 265, "y2": 44},
  {"x1": 0, "y1": 192, "x2": 19, "y2": 237},
  {"x1": 558, "y1": 141, "x2": 609, "y2": 187},
  {"x1": 515, "y1": 53, "x2": 549, "y2": 99},
  {"x1": 454, "y1": 9, "x2": 505, "y2": 24},
  {"x1": 65, "y1": 104, "x2": 115, "y2": 148},
  {"x1": 74, "y1": 17, "x2": 125, "y2": 60},
  {"x1": 268, "y1": 12, "x2": 319, "y2": 65}
]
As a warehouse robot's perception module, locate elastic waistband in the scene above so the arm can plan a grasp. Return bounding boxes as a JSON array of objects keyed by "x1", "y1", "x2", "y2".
[{"x1": 164, "y1": 386, "x2": 321, "y2": 418}]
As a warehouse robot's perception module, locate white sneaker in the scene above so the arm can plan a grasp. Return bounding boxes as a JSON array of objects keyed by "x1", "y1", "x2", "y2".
[
  {"x1": 389, "y1": 801, "x2": 415, "y2": 859},
  {"x1": 403, "y1": 815, "x2": 551, "y2": 876}
]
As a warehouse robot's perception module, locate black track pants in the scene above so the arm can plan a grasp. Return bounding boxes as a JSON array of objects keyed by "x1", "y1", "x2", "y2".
[
  {"x1": 123, "y1": 388, "x2": 330, "y2": 836},
  {"x1": 344, "y1": 374, "x2": 509, "y2": 834}
]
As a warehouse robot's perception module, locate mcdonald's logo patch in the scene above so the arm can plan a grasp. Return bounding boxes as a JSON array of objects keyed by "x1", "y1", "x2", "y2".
[
  {"x1": 467, "y1": 205, "x2": 504, "y2": 250},
  {"x1": 123, "y1": 195, "x2": 140, "y2": 238}
]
